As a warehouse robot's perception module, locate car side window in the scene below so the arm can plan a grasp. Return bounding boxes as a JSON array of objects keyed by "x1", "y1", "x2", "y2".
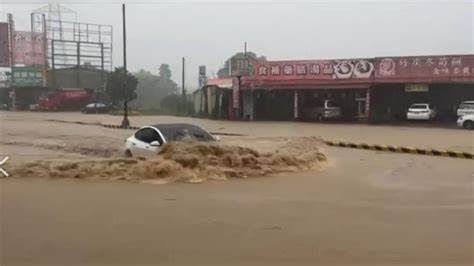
[
  {"x1": 135, "y1": 128, "x2": 163, "y2": 144},
  {"x1": 135, "y1": 128, "x2": 153, "y2": 143},
  {"x1": 461, "y1": 103, "x2": 474, "y2": 109},
  {"x1": 134, "y1": 129, "x2": 146, "y2": 142}
]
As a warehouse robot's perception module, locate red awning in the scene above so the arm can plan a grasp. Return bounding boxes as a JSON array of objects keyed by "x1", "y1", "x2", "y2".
[
  {"x1": 374, "y1": 77, "x2": 474, "y2": 84},
  {"x1": 241, "y1": 79, "x2": 371, "y2": 90}
]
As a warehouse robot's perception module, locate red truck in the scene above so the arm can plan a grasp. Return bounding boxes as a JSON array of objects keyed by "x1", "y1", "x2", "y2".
[{"x1": 38, "y1": 88, "x2": 93, "y2": 111}]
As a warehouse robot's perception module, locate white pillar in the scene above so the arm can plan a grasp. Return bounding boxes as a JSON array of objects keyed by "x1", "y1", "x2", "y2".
[
  {"x1": 365, "y1": 88, "x2": 371, "y2": 120},
  {"x1": 294, "y1": 90, "x2": 298, "y2": 120}
]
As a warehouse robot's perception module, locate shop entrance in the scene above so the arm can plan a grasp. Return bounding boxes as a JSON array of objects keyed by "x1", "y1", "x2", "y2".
[
  {"x1": 355, "y1": 91, "x2": 369, "y2": 119},
  {"x1": 298, "y1": 89, "x2": 368, "y2": 121},
  {"x1": 254, "y1": 89, "x2": 294, "y2": 120},
  {"x1": 371, "y1": 83, "x2": 474, "y2": 122}
]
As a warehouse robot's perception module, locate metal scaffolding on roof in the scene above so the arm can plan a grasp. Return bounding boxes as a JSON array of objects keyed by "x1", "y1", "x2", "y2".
[
  {"x1": 32, "y1": 4, "x2": 113, "y2": 71},
  {"x1": 44, "y1": 21, "x2": 113, "y2": 71}
]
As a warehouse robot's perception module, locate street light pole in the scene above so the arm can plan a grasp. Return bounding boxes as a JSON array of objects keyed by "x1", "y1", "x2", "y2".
[
  {"x1": 236, "y1": 41, "x2": 247, "y2": 120},
  {"x1": 121, "y1": 3, "x2": 130, "y2": 128},
  {"x1": 182, "y1": 57, "x2": 186, "y2": 105},
  {"x1": 7, "y1": 13, "x2": 16, "y2": 111}
]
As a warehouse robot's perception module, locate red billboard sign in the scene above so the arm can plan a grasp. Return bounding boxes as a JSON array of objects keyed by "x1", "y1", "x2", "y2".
[
  {"x1": 375, "y1": 55, "x2": 474, "y2": 82},
  {"x1": 0, "y1": 23, "x2": 10, "y2": 67},
  {"x1": 249, "y1": 59, "x2": 374, "y2": 81},
  {"x1": 11, "y1": 31, "x2": 45, "y2": 65}
]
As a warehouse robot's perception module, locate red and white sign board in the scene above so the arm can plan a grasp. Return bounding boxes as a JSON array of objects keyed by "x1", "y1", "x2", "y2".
[
  {"x1": 12, "y1": 31, "x2": 45, "y2": 66},
  {"x1": 249, "y1": 59, "x2": 374, "y2": 81},
  {"x1": 375, "y1": 55, "x2": 474, "y2": 82}
]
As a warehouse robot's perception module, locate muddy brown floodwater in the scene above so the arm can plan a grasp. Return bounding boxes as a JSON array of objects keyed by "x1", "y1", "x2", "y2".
[
  {"x1": 1, "y1": 111, "x2": 473, "y2": 266},
  {"x1": 11, "y1": 138, "x2": 327, "y2": 184}
]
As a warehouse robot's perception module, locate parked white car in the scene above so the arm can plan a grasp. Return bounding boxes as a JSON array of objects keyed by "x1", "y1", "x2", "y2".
[
  {"x1": 457, "y1": 101, "x2": 474, "y2": 117},
  {"x1": 457, "y1": 114, "x2": 474, "y2": 129},
  {"x1": 406, "y1": 103, "x2": 437, "y2": 121},
  {"x1": 124, "y1": 123, "x2": 217, "y2": 157}
]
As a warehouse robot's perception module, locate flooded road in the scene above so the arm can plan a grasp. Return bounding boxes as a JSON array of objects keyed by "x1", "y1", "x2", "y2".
[{"x1": 1, "y1": 111, "x2": 473, "y2": 265}]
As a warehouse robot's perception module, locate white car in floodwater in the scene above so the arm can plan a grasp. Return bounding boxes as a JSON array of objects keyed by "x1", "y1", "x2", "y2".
[{"x1": 124, "y1": 123, "x2": 217, "y2": 157}]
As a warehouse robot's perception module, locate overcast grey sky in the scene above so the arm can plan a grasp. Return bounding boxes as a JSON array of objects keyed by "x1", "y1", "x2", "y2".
[{"x1": 1, "y1": 0, "x2": 473, "y2": 89}]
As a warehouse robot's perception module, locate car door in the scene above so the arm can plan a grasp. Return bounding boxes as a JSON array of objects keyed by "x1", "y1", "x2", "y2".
[
  {"x1": 142, "y1": 129, "x2": 164, "y2": 156},
  {"x1": 131, "y1": 127, "x2": 163, "y2": 157},
  {"x1": 131, "y1": 128, "x2": 154, "y2": 157}
]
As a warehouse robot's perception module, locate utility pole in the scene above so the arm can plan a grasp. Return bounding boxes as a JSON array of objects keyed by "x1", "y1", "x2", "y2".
[
  {"x1": 182, "y1": 57, "x2": 186, "y2": 105},
  {"x1": 244, "y1": 41, "x2": 247, "y2": 58},
  {"x1": 7, "y1": 13, "x2": 15, "y2": 111},
  {"x1": 236, "y1": 41, "x2": 247, "y2": 120},
  {"x1": 121, "y1": 3, "x2": 130, "y2": 128}
]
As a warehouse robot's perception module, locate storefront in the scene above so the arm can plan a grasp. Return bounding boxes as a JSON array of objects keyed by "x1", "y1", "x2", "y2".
[
  {"x1": 371, "y1": 55, "x2": 474, "y2": 122},
  {"x1": 241, "y1": 58, "x2": 374, "y2": 121},
  {"x1": 10, "y1": 66, "x2": 48, "y2": 110},
  {"x1": 233, "y1": 54, "x2": 473, "y2": 122},
  {"x1": 193, "y1": 78, "x2": 233, "y2": 120}
]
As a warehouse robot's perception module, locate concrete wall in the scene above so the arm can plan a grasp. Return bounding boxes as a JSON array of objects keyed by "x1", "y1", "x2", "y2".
[
  {"x1": 193, "y1": 86, "x2": 233, "y2": 119},
  {"x1": 207, "y1": 86, "x2": 217, "y2": 115},
  {"x1": 193, "y1": 89, "x2": 206, "y2": 114}
]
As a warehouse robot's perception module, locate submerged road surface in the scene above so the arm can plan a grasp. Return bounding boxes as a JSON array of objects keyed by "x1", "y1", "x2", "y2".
[
  {"x1": 0, "y1": 111, "x2": 473, "y2": 265},
  {"x1": 1, "y1": 148, "x2": 473, "y2": 266}
]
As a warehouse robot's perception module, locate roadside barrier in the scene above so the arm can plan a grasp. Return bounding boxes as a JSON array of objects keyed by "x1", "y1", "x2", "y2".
[
  {"x1": 102, "y1": 124, "x2": 140, "y2": 130},
  {"x1": 324, "y1": 140, "x2": 473, "y2": 160},
  {"x1": 45, "y1": 119, "x2": 99, "y2": 126}
]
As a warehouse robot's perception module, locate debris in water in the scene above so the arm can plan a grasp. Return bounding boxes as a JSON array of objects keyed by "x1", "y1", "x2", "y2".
[{"x1": 10, "y1": 138, "x2": 326, "y2": 184}]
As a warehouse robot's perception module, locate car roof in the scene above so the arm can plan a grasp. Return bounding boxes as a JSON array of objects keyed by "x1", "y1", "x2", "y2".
[
  {"x1": 147, "y1": 123, "x2": 215, "y2": 141},
  {"x1": 411, "y1": 103, "x2": 429, "y2": 105},
  {"x1": 149, "y1": 123, "x2": 204, "y2": 131},
  {"x1": 461, "y1": 101, "x2": 474, "y2": 103}
]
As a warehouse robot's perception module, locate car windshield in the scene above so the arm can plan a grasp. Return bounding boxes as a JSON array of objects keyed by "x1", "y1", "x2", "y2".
[
  {"x1": 460, "y1": 103, "x2": 474, "y2": 109},
  {"x1": 410, "y1": 104, "x2": 428, "y2": 109}
]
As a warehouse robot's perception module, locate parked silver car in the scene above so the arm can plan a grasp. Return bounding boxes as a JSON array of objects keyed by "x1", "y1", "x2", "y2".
[
  {"x1": 457, "y1": 101, "x2": 474, "y2": 117},
  {"x1": 457, "y1": 114, "x2": 474, "y2": 129},
  {"x1": 307, "y1": 99, "x2": 342, "y2": 121}
]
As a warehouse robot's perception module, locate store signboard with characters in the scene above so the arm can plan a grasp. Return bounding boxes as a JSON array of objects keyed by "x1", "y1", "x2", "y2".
[
  {"x1": 375, "y1": 55, "x2": 474, "y2": 82},
  {"x1": 248, "y1": 59, "x2": 374, "y2": 81}
]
